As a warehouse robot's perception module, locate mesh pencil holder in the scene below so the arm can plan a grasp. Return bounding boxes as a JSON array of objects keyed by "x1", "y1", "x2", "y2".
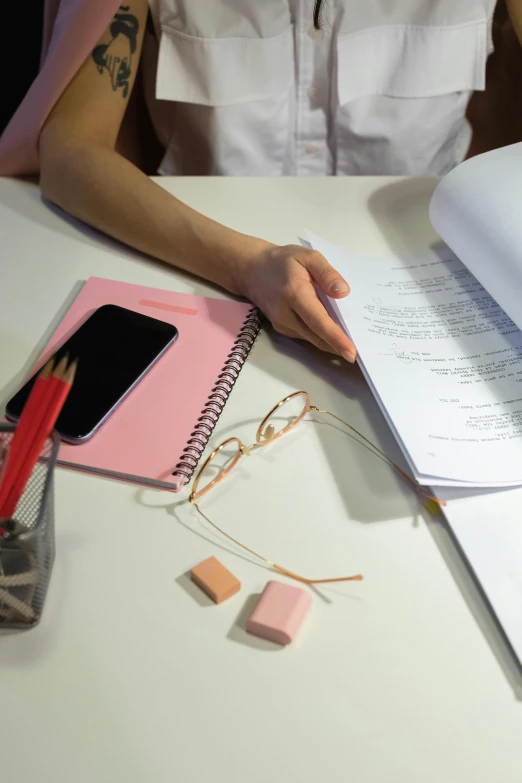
[{"x1": 0, "y1": 423, "x2": 59, "y2": 629}]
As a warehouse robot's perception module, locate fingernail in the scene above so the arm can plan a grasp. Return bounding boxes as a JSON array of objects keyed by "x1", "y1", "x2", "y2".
[
  {"x1": 343, "y1": 351, "x2": 356, "y2": 364},
  {"x1": 331, "y1": 281, "x2": 349, "y2": 295}
]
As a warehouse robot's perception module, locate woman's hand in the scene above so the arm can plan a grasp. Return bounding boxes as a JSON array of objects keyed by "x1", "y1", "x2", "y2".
[{"x1": 236, "y1": 243, "x2": 357, "y2": 362}]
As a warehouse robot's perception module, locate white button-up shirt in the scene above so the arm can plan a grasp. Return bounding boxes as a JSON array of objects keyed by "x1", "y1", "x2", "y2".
[{"x1": 144, "y1": 0, "x2": 496, "y2": 177}]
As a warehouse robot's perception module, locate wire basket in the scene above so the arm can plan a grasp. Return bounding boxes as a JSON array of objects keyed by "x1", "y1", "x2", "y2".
[{"x1": 0, "y1": 423, "x2": 59, "y2": 628}]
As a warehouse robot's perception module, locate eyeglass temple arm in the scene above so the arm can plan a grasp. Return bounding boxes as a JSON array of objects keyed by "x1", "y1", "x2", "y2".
[
  {"x1": 191, "y1": 500, "x2": 363, "y2": 585},
  {"x1": 274, "y1": 564, "x2": 363, "y2": 584},
  {"x1": 309, "y1": 406, "x2": 446, "y2": 508}
]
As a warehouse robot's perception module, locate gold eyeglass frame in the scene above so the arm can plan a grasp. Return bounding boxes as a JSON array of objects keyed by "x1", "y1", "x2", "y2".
[{"x1": 189, "y1": 391, "x2": 444, "y2": 586}]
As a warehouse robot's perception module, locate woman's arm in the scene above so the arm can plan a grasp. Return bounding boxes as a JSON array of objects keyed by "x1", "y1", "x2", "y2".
[{"x1": 40, "y1": 1, "x2": 356, "y2": 361}]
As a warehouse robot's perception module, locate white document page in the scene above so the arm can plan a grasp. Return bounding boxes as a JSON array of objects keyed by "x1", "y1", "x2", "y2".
[
  {"x1": 434, "y1": 483, "x2": 522, "y2": 667},
  {"x1": 430, "y1": 142, "x2": 522, "y2": 335},
  {"x1": 428, "y1": 145, "x2": 522, "y2": 665},
  {"x1": 307, "y1": 231, "x2": 522, "y2": 486}
]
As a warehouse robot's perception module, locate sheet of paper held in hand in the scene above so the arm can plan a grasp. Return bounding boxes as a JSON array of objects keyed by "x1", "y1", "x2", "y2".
[{"x1": 308, "y1": 232, "x2": 522, "y2": 487}]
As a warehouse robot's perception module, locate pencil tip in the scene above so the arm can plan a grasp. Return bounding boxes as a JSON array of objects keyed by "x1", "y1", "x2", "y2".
[
  {"x1": 64, "y1": 358, "x2": 78, "y2": 385},
  {"x1": 53, "y1": 354, "x2": 69, "y2": 381},
  {"x1": 40, "y1": 359, "x2": 55, "y2": 380}
]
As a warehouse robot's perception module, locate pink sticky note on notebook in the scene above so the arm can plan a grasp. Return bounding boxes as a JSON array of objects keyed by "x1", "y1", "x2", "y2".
[{"x1": 26, "y1": 277, "x2": 261, "y2": 491}]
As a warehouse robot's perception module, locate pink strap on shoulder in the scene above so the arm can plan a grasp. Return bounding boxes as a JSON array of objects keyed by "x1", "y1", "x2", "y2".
[{"x1": 0, "y1": 0, "x2": 120, "y2": 176}]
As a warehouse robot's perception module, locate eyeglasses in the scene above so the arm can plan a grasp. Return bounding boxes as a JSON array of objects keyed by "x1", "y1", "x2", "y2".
[{"x1": 189, "y1": 391, "x2": 444, "y2": 586}]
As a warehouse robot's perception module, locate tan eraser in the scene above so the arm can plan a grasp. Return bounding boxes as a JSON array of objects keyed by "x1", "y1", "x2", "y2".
[{"x1": 190, "y1": 556, "x2": 241, "y2": 604}]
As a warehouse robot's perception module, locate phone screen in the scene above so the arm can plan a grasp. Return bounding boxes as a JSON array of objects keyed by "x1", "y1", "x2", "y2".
[{"x1": 6, "y1": 304, "x2": 178, "y2": 442}]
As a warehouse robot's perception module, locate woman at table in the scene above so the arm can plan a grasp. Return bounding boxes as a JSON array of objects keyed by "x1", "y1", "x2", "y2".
[{"x1": 1, "y1": 0, "x2": 519, "y2": 362}]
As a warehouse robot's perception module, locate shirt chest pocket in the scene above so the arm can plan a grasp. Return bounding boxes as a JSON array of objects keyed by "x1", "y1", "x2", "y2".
[
  {"x1": 153, "y1": 25, "x2": 295, "y2": 175},
  {"x1": 335, "y1": 21, "x2": 490, "y2": 175}
]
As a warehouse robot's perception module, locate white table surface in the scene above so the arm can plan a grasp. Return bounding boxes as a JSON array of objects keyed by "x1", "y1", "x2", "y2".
[{"x1": 1, "y1": 176, "x2": 522, "y2": 783}]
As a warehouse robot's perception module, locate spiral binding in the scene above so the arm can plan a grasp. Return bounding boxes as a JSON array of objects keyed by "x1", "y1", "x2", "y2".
[{"x1": 172, "y1": 307, "x2": 263, "y2": 486}]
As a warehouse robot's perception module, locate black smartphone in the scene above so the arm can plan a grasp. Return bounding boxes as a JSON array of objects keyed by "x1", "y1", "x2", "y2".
[{"x1": 6, "y1": 304, "x2": 179, "y2": 443}]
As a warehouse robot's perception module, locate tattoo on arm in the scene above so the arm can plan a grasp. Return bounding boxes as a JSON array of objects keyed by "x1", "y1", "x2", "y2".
[{"x1": 92, "y1": 5, "x2": 139, "y2": 98}]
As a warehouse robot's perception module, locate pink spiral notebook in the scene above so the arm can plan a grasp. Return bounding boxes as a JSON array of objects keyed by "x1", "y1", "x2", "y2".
[{"x1": 29, "y1": 277, "x2": 261, "y2": 491}]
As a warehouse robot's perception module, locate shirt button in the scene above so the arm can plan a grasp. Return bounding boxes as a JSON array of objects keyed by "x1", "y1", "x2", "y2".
[
  {"x1": 308, "y1": 85, "x2": 318, "y2": 98},
  {"x1": 307, "y1": 24, "x2": 324, "y2": 40}
]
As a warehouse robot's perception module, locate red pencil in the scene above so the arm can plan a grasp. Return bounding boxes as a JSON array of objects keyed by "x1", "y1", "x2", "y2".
[
  {"x1": 0, "y1": 358, "x2": 55, "y2": 508},
  {"x1": 0, "y1": 359, "x2": 77, "y2": 521}
]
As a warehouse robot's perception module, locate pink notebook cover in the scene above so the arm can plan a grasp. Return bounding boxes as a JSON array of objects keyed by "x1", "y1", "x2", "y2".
[{"x1": 29, "y1": 277, "x2": 261, "y2": 492}]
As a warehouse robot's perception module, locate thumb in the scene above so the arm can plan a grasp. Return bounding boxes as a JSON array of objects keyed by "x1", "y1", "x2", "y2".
[{"x1": 300, "y1": 250, "x2": 350, "y2": 299}]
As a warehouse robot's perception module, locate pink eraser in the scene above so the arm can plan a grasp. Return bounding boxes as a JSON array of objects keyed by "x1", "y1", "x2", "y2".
[{"x1": 245, "y1": 580, "x2": 312, "y2": 645}]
